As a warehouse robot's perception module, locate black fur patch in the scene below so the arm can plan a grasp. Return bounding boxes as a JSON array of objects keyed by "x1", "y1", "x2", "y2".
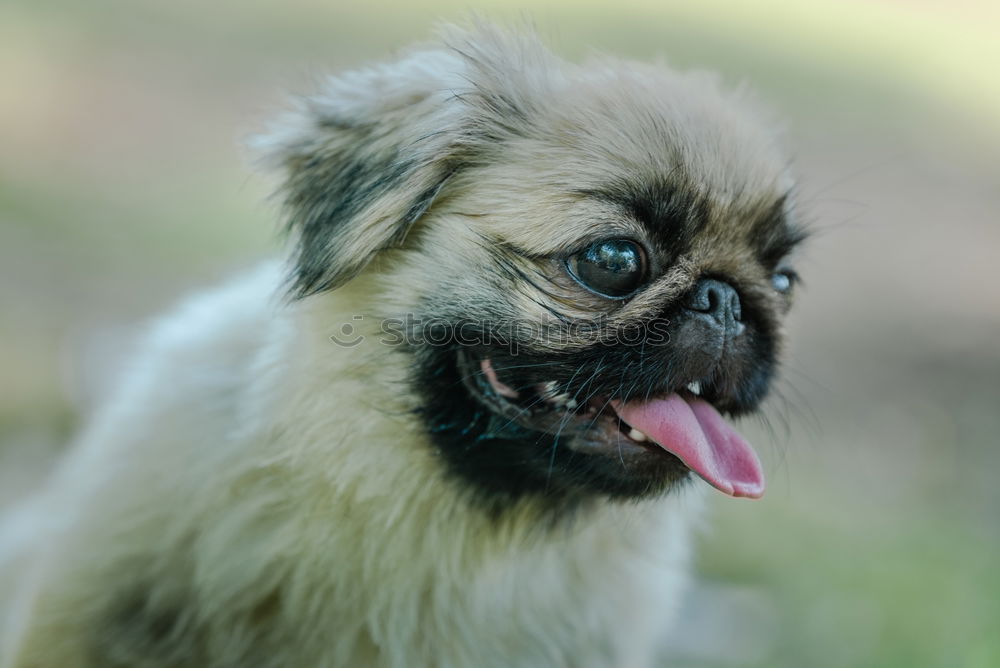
[
  {"x1": 95, "y1": 586, "x2": 204, "y2": 668},
  {"x1": 752, "y1": 195, "x2": 810, "y2": 267},
  {"x1": 411, "y1": 342, "x2": 692, "y2": 515},
  {"x1": 284, "y1": 143, "x2": 416, "y2": 297},
  {"x1": 409, "y1": 285, "x2": 780, "y2": 514},
  {"x1": 582, "y1": 181, "x2": 806, "y2": 269},
  {"x1": 579, "y1": 176, "x2": 711, "y2": 259}
]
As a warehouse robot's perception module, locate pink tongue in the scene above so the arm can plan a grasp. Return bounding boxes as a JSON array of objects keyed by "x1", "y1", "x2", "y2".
[{"x1": 610, "y1": 395, "x2": 765, "y2": 498}]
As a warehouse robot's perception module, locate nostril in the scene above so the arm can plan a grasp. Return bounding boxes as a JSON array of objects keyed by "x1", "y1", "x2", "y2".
[
  {"x1": 705, "y1": 288, "x2": 721, "y2": 314},
  {"x1": 684, "y1": 282, "x2": 713, "y2": 313},
  {"x1": 729, "y1": 291, "x2": 742, "y2": 322},
  {"x1": 684, "y1": 278, "x2": 742, "y2": 327}
]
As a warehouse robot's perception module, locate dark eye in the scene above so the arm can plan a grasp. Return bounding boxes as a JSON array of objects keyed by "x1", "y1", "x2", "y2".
[
  {"x1": 772, "y1": 270, "x2": 797, "y2": 294},
  {"x1": 565, "y1": 239, "x2": 647, "y2": 299}
]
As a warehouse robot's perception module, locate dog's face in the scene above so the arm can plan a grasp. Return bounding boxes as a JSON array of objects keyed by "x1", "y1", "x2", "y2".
[{"x1": 262, "y1": 26, "x2": 806, "y2": 510}]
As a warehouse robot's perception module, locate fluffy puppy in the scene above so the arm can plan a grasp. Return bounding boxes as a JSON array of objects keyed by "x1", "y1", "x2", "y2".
[{"x1": 0, "y1": 24, "x2": 805, "y2": 668}]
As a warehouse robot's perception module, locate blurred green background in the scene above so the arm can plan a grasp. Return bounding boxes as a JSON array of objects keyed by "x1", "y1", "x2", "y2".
[{"x1": 2, "y1": 1, "x2": 998, "y2": 666}]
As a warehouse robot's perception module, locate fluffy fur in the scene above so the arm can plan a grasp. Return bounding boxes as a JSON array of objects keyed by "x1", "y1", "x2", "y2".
[{"x1": 0, "y1": 24, "x2": 799, "y2": 667}]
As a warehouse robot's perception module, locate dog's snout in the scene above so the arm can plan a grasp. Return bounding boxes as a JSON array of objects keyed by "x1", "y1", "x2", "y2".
[{"x1": 683, "y1": 279, "x2": 744, "y2": 337}]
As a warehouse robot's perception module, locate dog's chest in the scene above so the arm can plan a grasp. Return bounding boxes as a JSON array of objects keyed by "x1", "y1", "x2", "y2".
[{"x1": 383, "y1": 500, "x2": 699, "y2": 668}]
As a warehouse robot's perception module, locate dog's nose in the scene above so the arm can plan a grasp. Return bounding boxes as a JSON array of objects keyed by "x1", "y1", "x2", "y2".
[{"x1": 683, "y1": 278, "x2": 744, "y2": 337}]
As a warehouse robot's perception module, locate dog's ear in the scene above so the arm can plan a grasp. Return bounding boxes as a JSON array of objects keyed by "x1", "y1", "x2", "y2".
[{"x1": 256, "y1": 25, "x2": 555, "y2": 297}]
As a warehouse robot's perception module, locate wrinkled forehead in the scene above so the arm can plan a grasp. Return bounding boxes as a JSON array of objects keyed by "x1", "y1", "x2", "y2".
[
  {"x1": 459, "y1": 73, "x2": 799, "y2": 265},
  {"x1": 558, "y1": 70, "x2": 791, "y2": 193}
]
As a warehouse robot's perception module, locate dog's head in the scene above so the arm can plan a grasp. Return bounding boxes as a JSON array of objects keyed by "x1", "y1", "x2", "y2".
[{"x1": 260, "y1": 25, "x2": 806, "y2": 509}]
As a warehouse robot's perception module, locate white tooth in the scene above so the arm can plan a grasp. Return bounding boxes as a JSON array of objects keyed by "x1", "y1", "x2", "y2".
[
  {"x1": 553, "y1": 392, "x2": 570, "y2": 405},
  {"x1": 628, "y1": 428, "x2": 648, "y2": 442},
  {"x1": 565, "y1": 398, "x2": 578, "y2": 409},
  {"x1": 686, "y1": 381, "x2": 702, "y2": 396}
]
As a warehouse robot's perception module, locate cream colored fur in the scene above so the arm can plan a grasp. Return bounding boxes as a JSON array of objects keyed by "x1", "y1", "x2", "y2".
[
  {"x1": 0, "y1": 22, "x2": 794, "y2": 667},
  {"x1": 1, "y1": 262, "x2": 702, "y2": 667}
]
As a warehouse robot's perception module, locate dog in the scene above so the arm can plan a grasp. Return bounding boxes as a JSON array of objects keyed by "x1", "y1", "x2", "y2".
[{"x1": 0, "y1": 23, "x2": 806, "y2": 668}]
